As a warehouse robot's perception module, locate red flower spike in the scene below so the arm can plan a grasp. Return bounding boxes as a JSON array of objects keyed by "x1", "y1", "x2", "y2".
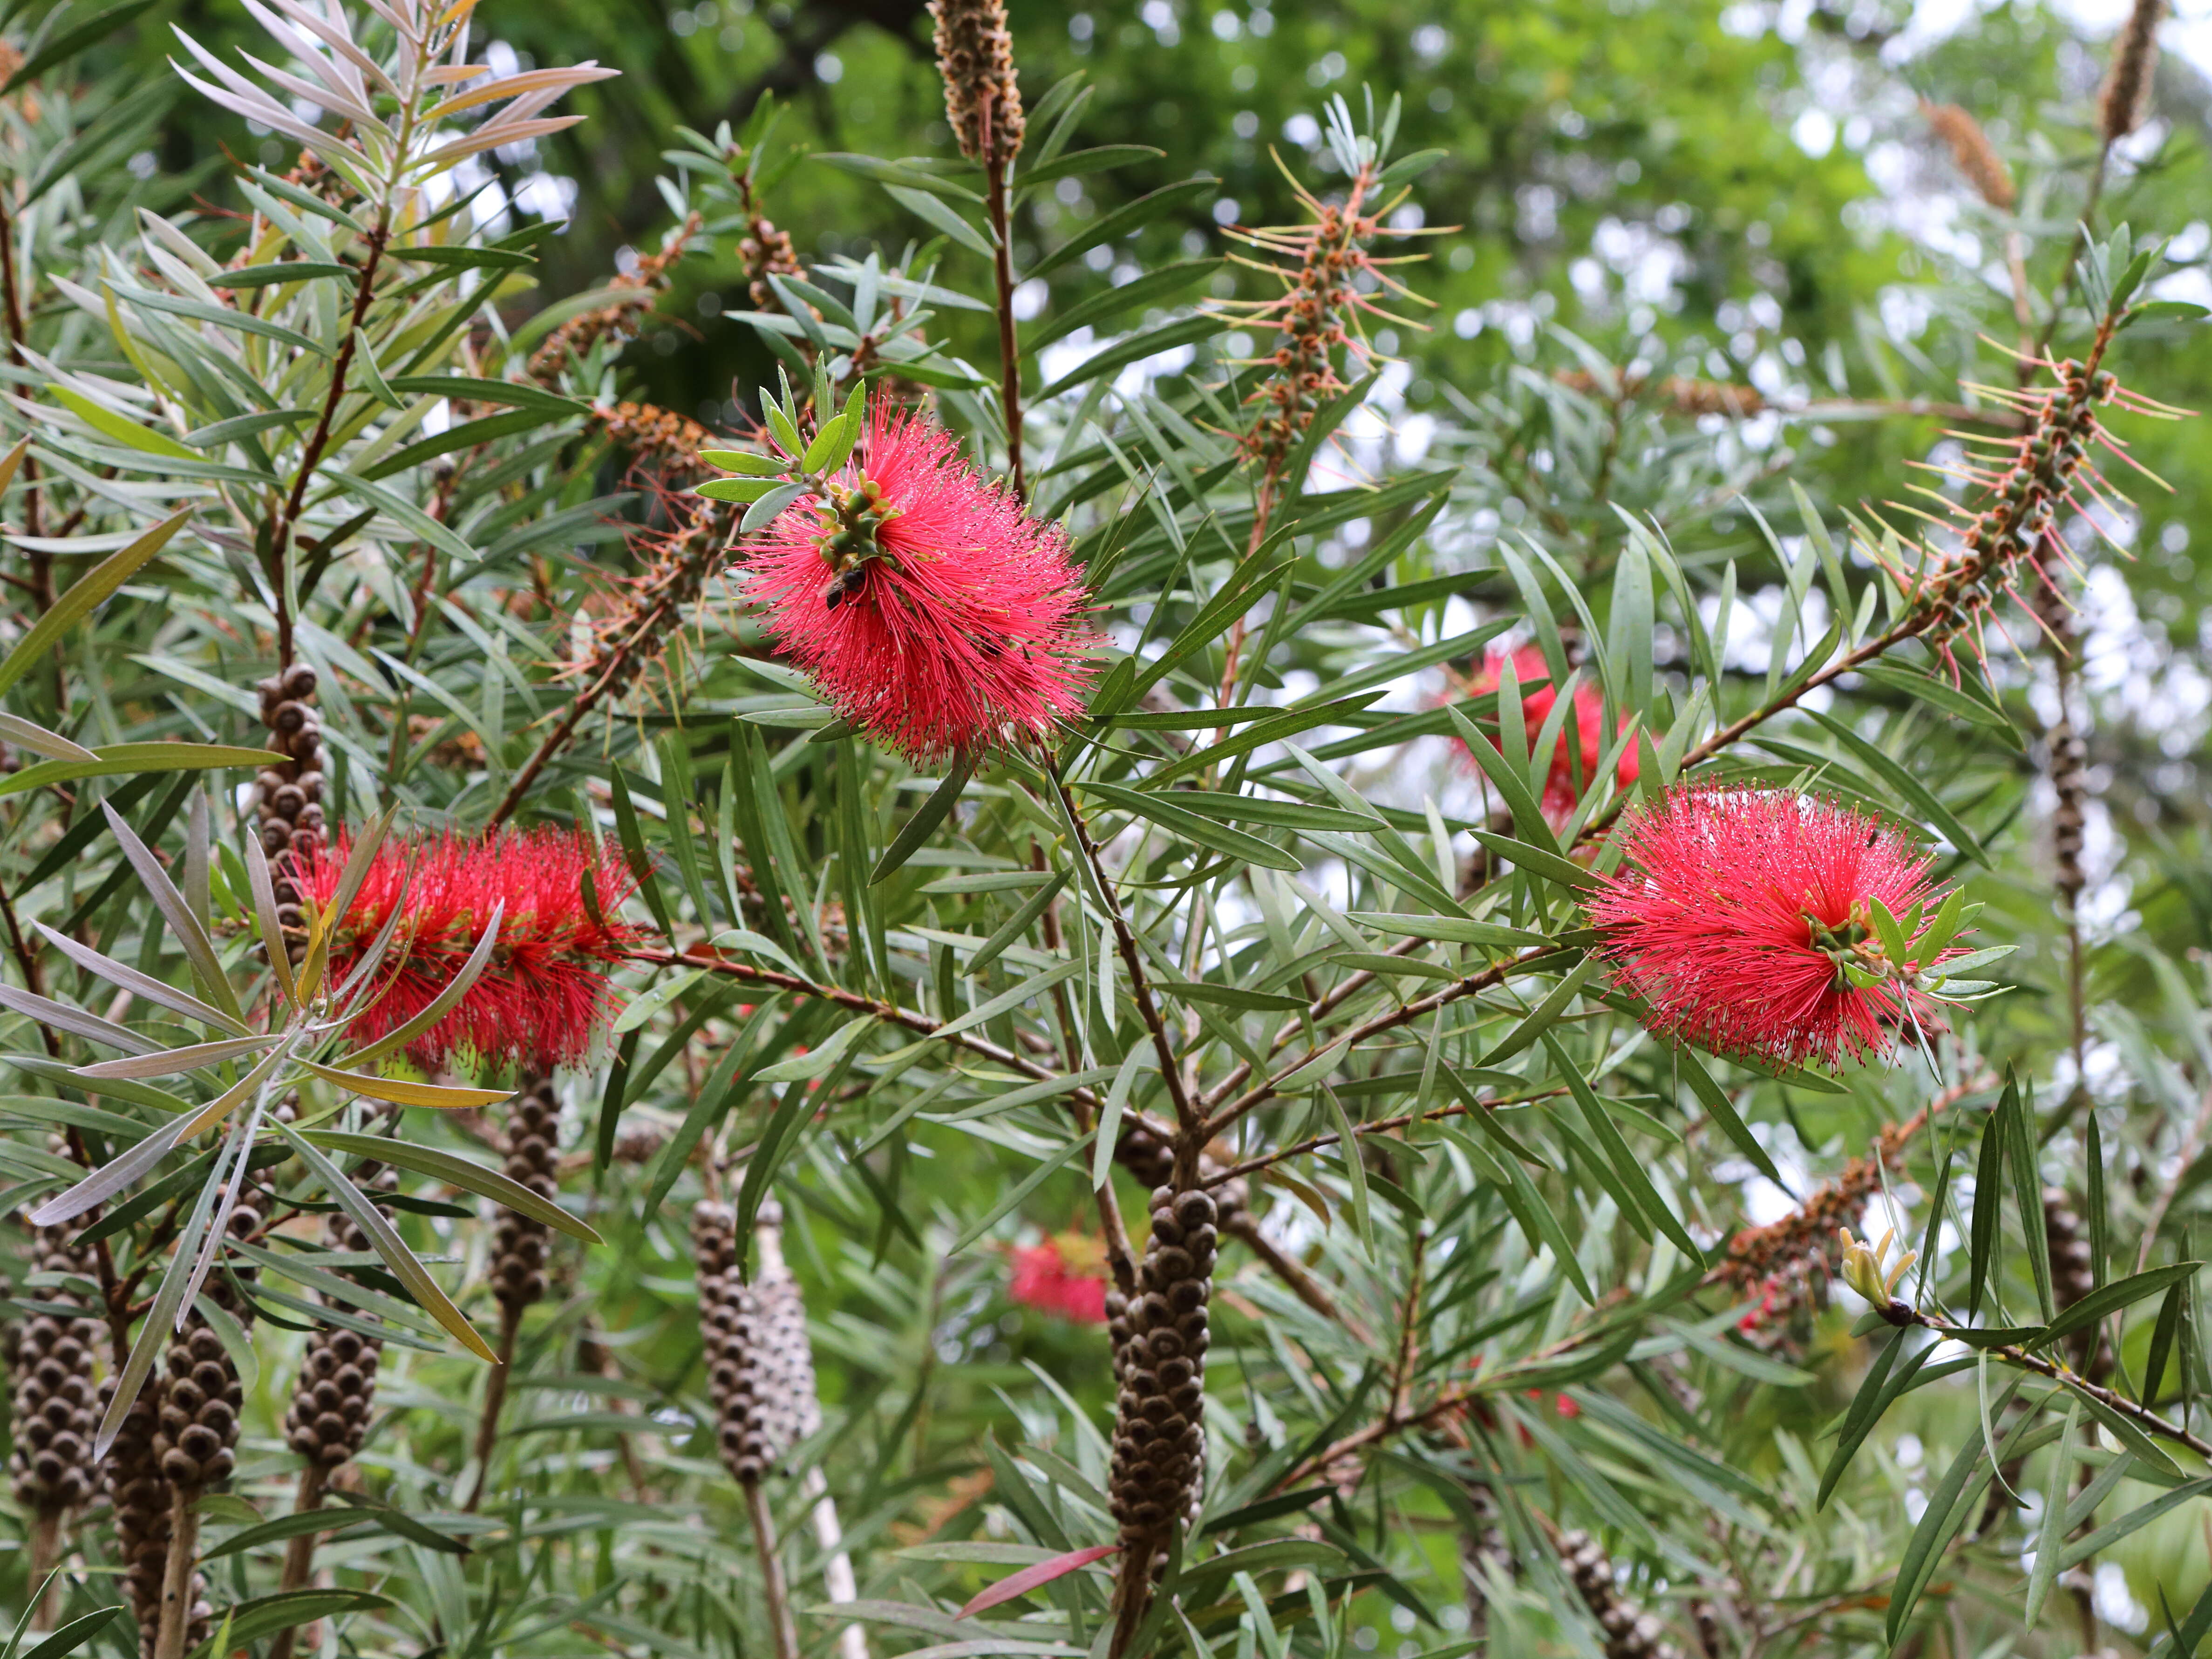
[
  {"x1": 736, "y1": 397, "x2": 1099, "y2": 762},
  {"x1": 1585, "y1": 787, "x2": 1963, "y2": 1070},
  {"x1": 1455, "y1": 646, "x2": 1639, "y2": 826},
  {"x1": 1007, "y1": 1233, "x2": 1109, "y2": 1324},
  {"x1": 299, "y1": 828, "x2": 640, "y2": 1073}
]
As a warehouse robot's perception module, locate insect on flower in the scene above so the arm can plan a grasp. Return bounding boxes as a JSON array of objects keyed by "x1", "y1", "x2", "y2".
[
  {"x1": 1585, "y1": 787, "x2": 1976, "y2": 1070},
  {"x1": 708, "y1": 387, "x2": 1099, "y2": 763}
]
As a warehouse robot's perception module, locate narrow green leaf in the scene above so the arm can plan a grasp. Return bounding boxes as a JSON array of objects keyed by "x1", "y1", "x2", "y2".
[
  {"x1": 2024, "y1": 1398, "x2": 2082, "y2": 1626},
  {"x1": 2001, "y1": 1075, "x2": 2056, "y2": 1321},
  {"x1": 872, "y1": 753, "x2": 974, "y2": 885},
  {"x1": 1969, "y1": 1103, "x2": 2006, "y2": 1321},
  {"x1": 0, "y1": 509, "x2": 191, "y2": 699},
  {"x1": 273, "y1": 1125, "x2": 497, "y2": 1363},
  {"x1": 302, "y1": 1130, "x2": 601, "y2": 1244}
]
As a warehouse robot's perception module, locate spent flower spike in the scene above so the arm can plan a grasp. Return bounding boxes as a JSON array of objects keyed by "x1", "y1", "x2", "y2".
[
  {"x1": 1586, "y1": 787, "x2": 1971, "y2": 1070},
  {"x1": 708, "y1": 386, "x2": 1098, "y2": 762}
]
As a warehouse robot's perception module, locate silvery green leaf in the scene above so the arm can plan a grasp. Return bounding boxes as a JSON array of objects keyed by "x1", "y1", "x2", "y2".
[{"x1": 32, "y1": 923, "x2": 250, "y2": 1037}]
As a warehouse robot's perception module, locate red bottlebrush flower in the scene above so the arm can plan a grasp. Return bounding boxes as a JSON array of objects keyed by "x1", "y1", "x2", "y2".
[
  {"x1": 1455, "y1": 646, "x2": 1639, "y2": 825},
  {"x1": 1585, "y1": 788, "x2": 1962, "y2": 1070},
  {"x1": 735, "y1": 397, "x2": 1099, "y2": 762},
  {"x1": 299, "y1": 828, "x2": 640, "y2": 1073},
  {"x1": 1006, "y1": 1232, "x2": 1109, "y2": 1324}
]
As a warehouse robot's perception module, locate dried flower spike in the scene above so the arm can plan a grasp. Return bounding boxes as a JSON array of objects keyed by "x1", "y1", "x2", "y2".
[
  {"x1": 729, "y1": 394, "x2": 1098, "y2": 762},
  {"x1": 1587, "y1": 789, "x2": 1966, "y2": 1070},
  {"x1": 1880, "y1": 350, "x2": 2174, "y2": 678},
  {"x1": 1922, "y1": 101, "x2": 2016, "y2": 211},
  {"x1": 298, "y1": 829, "x2": 640, "y2": 1072},
  {"x1": 929, "y1": 0, "x2": 1024, "y2": 163},
  {"x1": 2100, "y1": 0, "x2": 2163, "y2": 141}
]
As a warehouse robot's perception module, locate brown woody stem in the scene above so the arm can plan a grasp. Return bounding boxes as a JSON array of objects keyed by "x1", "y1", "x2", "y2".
[
  {"x1": 265, "y1": 1462, "x2": 331, "y2": 1659},
  {"x1": 151, "y1": 1492, "x2": 202, "y2": 1659},
  {"x1": 461, "y1": 1308, "x2": 522, "y2": 1512},
  {"x1": 744, "y1": 1476, "x2": 802, "y2": 1659},
  {"x1": 985, "y1": 154, "x2": 1025, "y2": 502}
]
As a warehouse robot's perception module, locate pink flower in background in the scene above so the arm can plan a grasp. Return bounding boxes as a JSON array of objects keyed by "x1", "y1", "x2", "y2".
[
  {"x1": 1585, "y1": 787, "x2": 1960, "y2": 1069},
  {"x1": 736, "y1": 397, "x2": 1098, "y2": 762},
  {"x1": 1007, "y1": 1233, "x2": 1109, "y2": 1324},
  {"x1": 1457, "y1": 645, "x2": 1639, "y2": 824}
]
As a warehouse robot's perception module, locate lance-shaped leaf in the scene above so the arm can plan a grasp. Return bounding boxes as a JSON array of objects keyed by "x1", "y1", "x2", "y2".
[
  {"x1": 28, "y1": 1109, "x2": 199, "y2": 1228},
  {"x1": 177, "y1": 1045, "x2": 292, "y2": 1140},
  {"x1": 177, "y1": 1097, "x2": 274, "y2": 1316},
  {"x1": 273, "y1": 1122, "x2": 497, "y2": 1362},
  {"x1": 872, "y1": 753, "x2": 975, "y2": 884},
  {"x1": 92, "y1": 1141, "x2": 223, "y2": 1457},
  {"x1": 957, "y1": 1545, "x2": 1119, "y2": 1619},
  {"x1": 0, "y1": 982, "x2": 161, "y2": 1055},
  {"x1": 0, "y1": 744, "x2": 282, "y2": 800},
  {"x1": 336, "y1": 900, "x2": 504, "y2": 1069},
  {"x1": 32, "y1": 923, "x2": 249, "y2": 1037},
  {"x1": 75, "y1": 1033, "x2": 279, "y2": 1081},
  {"x1": 0, "y1": 508, "x2": 191, "y2": 700},
  {"x1": 295, "y1": 1060, "x2": 512, "y2": 1111},
  {"x1": 304, "y1": 1129, "x2": 602, "y2": 1243},
  {"x1": 331, "y1": 886, "x2": 408, "y2": 1009},
  {"x1": 99, "y1": 801, "x2": 246, "y2": 1028},
  {"x1": 0, "y1": 712, "x2": 96, "y2": 764},
  {"x1": 298, "y1": 805, "x2": 396, "y2": 1004},
  {"x1": 244, "y1": 831, "x2": 299, "y2": 1013}
]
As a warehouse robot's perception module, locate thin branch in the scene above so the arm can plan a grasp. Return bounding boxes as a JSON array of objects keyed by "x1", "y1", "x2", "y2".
[
  {"x1": 985, "y1": 149, "x2": 1024, "y2": 501},
  {"x1": 1047, "y1": 765, "x2": 1204, "y2": 1165},
  {"x1": 1899, "y1": 1304, "x2": 2212, "y2": 1460},
  {"x1": 262, "y1": 210, "x2": 393, "y2": 672},
  {"x1": 1205, "y1": 947, "x2": 1573, "y2": 1142},
  {"x1": 1203, "y1": 1088, "x2": 1566, "y2": 1187}
]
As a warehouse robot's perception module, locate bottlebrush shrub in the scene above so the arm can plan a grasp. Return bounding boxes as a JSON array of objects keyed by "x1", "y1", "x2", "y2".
[
  {"x1": 1586, "y1": 788, "x2": 1972, "y2": 1068},
  {"x1": 707, "y1": 388, "x2": 1099, "y2": 761},
  {"x1": 298, "y1": 829, "x2": 640, "y2": 1072}
]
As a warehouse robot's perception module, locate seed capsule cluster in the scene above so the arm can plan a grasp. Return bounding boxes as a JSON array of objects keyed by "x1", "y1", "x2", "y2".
[
  {"x1": 254, "y1": 664, "x2": 325, "y2": 961},
  {"x1": 492, "y1": 1078, "x2": 560, "y2": 1311},
  {"x1": 110, "y1": 1385, "x2": 207, "y2": 1659},
  {"x1": 1557, "y1": 1530, "x2": 1683, "y2": 1659},
  {"x1": 694, "y1": 1200, "x2": 821, "y2": 1484},
  {"x1": 9, "y1": 1222, "x2": 104, "y2": 1514},
  {"x1": 152, "y1": 1201, "x2": 261, "y2": 1494},
  {"x1": 1106, "y1": 1186, "x2": 1216, "y2": 1562},
  {"x1": 283, "y1": 1165, "x2": 398, "y2": 1468}
]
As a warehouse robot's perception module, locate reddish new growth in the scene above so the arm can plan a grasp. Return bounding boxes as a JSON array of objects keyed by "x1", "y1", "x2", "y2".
[
  {"x1": 1453, "y1": 645, "x2": 1640, "y2": 826},
  {"x1": 1586, "y1": 788, "x2": 1960, "y2": 1070},
  {"x1": 737, "y1": 396, "x2": 1097, "y2": 762},
  {"x1": 299, "y1": 829, "x2": 639, "y2": 1072},
  {"x1": 1007, "y1": 1232, "x2": 1109, "y2": 1324}
]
